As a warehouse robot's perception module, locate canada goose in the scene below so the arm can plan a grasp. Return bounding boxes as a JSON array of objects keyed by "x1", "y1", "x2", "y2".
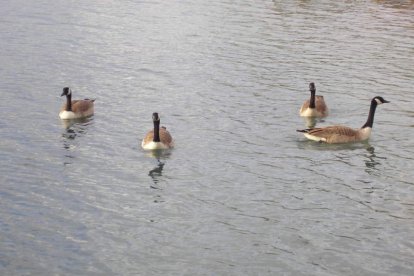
[
  {"x1": 300, "y1": 82, "x2": 328, "y2": 117},
  {"x1": 142, "y1": 113, "x2": 174, "y2": 150},
  {"x1": 59, "y1": 87, "x2": 95, "y2": 119},
  {"x1": 297, "y1": 96, "x2": 389, "y2": 144}
]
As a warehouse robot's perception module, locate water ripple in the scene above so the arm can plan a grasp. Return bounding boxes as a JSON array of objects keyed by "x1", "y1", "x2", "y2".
[{"x1": 1, "y1": 0, "x2": 414, "y2": 275}]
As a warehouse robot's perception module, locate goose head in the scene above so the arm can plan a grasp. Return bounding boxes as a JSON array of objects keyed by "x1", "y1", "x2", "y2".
[
  {"x1": 61, "y1": 87, "x2": 72, "y2": 97},
  {"x1": 373, "y1": 96, "x2": 390, "y2": 105},
  {"x1": 152, "y1": 112, "x2": 160, "y2": 122},
  {"x1": 309, "y1": 82, "x2": 316, "y2": 93}
]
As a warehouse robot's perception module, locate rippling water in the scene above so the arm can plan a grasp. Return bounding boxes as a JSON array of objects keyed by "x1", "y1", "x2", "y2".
[{"x1": 1, "y1": 0, "x2": 414, "y2": 275}]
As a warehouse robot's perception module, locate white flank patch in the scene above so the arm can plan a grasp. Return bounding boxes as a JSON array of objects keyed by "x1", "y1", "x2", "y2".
[
  {"x1": 304, "y1": 133, "x2": 326, "y2": 142},
  {"x1": 141, "y1": 141, "x2": 170, "y2": 150}
]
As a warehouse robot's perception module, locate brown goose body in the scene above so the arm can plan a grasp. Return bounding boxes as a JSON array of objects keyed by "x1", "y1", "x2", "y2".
[
  {"x1": 300, "y1": 95, "x2": 328, "y2": 117},
  {"x1": 59, "y1": 87, "x2": 94, "y2": 119},
  {"x1": 300, "y1": 83, "x2": 328, "y2": 117},
  {"x1": 297, "y1": 96, "x2": 389, "y2": 144},
  {"x1": 298, "y1": 125, "x2": 371, "y2": 143},
  {"x1": 59, "y1": 99, "x2": 95, "y2": 118},
  {"x1": 142, "y1": 113, "x2": 174, "y2": 150},
  {"x1": 142, "y1": 127, "x2": 173, "y2": 149}
]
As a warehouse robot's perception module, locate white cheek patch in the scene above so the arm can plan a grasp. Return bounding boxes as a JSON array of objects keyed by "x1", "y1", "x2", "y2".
[{"x1": 375, "y1": 98, "x2": 382, "y2": 105}]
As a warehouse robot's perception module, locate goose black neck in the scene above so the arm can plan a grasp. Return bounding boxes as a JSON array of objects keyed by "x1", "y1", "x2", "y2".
[
  {"x1": 153, "y1": 119, "x2": 161, "y2": 142},
  {"x1": 362, "y1": 99, "x2": 378, "y2": 129},
  {"x1": 309, "y1": 90, "x2": 316, "y2": 108},
  {"x1": 65, "y1": 94, "x2": 72, "y2": 111}
]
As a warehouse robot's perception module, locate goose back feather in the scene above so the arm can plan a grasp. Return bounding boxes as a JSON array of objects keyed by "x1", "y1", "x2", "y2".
[
  {"x1": 142, "y1": 113, "x2": 174, "y2": 150},
  {"x1": 300, "y1": 82, "x2": 328, "y2": 117},
  {"x1": 59, "y1": 87, "x2": 94, "y2": 119},
  {"x1": 297, "y1": 96, "x2": 389, "y2": 144}
]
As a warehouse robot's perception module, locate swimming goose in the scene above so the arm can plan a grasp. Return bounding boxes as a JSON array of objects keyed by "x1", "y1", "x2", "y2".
[
  {"x1": 142, "y1": 113, "x2": 174, "y2": 150},
  {"x1": 59, "y1": 87, "x2": 95, "y2": 119},
  {"x1": 300, "y1": 82, "x2": 328, "y2": 117},
  {"x1": 297, "y1": 96, "x2": 389, "y2": 144}
]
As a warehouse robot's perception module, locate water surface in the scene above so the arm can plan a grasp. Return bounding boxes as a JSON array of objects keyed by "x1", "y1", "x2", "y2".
[{"x1": 1, "y1": 0, "x2": 414, "y2": 275}]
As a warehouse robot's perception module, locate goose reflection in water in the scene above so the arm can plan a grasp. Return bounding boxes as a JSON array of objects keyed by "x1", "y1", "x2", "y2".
[
  {"x1": 149, "y1": 160, "x2": 165, "y2": 187},
  {"x1": 61, "y1": 117, "x2": 94, "y2": 165},
  {"x1": 302, "y1": 116, "x2": 328, "y2": 129},
  {"x1": 364, "y1": 145, "x2": 386, "y2": 175},
  {"x1": 146, "y1": 149, "x2": 172, "y2": 189}
]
